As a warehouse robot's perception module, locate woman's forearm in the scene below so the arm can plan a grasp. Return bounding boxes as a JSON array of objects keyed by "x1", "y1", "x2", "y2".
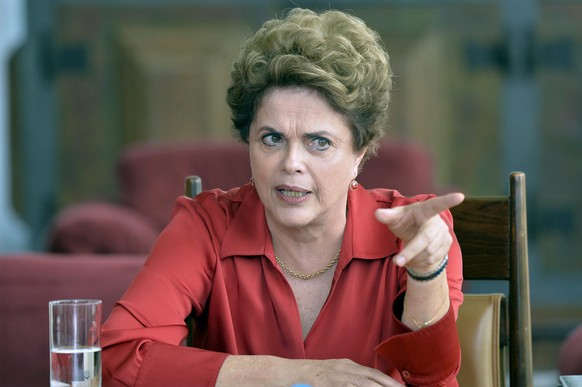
[
  {"x1": 216, "y1": 355, "x2": 403, "y2": 387},
  {"x1": 216, "y1": 355, "x2": 286, "y2": 387},
  {"x1": 401, "y1": 271, "x2": 450, "y2": 330}
]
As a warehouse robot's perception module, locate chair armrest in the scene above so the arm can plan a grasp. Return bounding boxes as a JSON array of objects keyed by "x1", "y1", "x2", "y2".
[{"x1": 46, "y1": 201, "x2": 158, "y2": 254}]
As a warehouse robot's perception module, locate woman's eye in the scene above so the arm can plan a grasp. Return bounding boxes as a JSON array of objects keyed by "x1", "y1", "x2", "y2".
[
  {"x1": 310, "y1": 137, "x2": 331, "y2": 151},
  {"x1": 261, "y1": 133, "x2": 284, "y2": 146}
]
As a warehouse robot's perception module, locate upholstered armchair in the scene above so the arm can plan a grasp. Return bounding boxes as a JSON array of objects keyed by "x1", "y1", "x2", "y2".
[{"x1": 46, "y1": 141, "x2": 251, "y2": 254}]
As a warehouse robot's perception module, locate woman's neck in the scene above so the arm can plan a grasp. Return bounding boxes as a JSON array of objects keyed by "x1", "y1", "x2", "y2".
[{"x1": 268, "y1": 215, "x2": 346, "y2": 274}]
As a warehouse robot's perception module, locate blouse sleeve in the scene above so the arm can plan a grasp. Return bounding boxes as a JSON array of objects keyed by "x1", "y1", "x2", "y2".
[
  {"x1": 375, "y1": 300, "x2": 460, "y2": 386},
  {"x1": 101, "y1": 197, "x2": 229, "y2": 386},
  {"x1": 375, "y1": 208, "x2": 463, "y2": 387}
]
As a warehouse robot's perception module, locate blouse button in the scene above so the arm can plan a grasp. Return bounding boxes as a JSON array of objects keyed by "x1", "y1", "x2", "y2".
[{"x1": 402, "y1": 370, "x2": 411, "y2": 379}]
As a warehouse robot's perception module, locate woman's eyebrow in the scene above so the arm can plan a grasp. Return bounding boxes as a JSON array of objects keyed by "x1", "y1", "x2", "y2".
[
  {"x1": 303, "y1": 130, "x2": 333, "y2": 140},
  {"x1": 258, "y1": 126, "x2": 282, "y2": 135}
]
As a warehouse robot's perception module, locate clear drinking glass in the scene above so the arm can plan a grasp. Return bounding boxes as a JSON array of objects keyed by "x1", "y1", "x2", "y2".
[{"x1": 49, "y1": 299, "x2": 102, "y2": 387}]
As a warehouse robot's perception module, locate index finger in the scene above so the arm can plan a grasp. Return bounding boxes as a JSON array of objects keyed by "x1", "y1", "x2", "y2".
[{"x1": 416, "y1": 192, "x2": 465, "y2": 221}]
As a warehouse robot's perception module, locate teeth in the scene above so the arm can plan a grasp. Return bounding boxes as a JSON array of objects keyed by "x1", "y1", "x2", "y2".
[{"x1": 280, "y1": 190, "x2": 307, "y2": 197}]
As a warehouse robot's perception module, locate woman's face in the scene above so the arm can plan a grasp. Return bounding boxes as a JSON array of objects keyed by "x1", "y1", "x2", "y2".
[{"x1": 249, "y1": 87, "x2": 366, "y2": 232}]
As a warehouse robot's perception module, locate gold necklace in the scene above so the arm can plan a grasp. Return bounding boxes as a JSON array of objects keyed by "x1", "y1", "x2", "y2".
[{"x1": 275, "y1": 250, "x2": 341, "y2": 280}]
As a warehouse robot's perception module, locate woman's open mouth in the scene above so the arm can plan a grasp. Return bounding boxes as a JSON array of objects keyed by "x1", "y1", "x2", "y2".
[
  {"x1": 276, "y1": 186, "x2": 311, "y2": 203},
  {"x1": 278, "y1": 189, "x2": 307, "y2": 197}
]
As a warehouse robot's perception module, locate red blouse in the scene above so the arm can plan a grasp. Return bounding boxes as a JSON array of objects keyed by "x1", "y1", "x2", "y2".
[{"x1": 101, "y1": 183, "x2": 463, "y2": 386}]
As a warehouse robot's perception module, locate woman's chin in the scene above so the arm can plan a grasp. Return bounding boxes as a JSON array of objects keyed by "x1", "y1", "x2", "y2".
[{"x1": 270, "y1": 209, "x2": 315, "y2": 230}]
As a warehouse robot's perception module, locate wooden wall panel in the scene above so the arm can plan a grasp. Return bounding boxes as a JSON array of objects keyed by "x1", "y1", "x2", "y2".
[{"x1": 116, "y1": 23, "x2": 247, "y2": 143}]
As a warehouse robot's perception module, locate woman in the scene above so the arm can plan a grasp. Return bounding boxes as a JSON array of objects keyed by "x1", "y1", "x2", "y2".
[{"x1": 102, "y1": 8, "x2": 464, "y2": 386}]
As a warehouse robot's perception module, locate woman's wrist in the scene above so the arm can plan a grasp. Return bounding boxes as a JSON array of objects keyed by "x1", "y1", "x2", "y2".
[
  {"x1": 406, "y1": 254, "x2": 448, "y2": 282},
  {"x1": 402, "y1": 262, "x2": 451, "y2": 330}
]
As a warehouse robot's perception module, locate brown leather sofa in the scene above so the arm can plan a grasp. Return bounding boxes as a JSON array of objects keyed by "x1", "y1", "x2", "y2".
[
  {"x1": 0, "y1": 253, "x2": 145, "y2": 387},
  {"x1": 45, "y1": 139, "x2": 438, "y2": 255}
]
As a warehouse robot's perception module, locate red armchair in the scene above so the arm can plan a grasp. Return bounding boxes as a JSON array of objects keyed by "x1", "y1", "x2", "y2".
[
  {"x1": 559, "y1": 324, "x2": 582, "y2": 375},
  {"x1": 0, "y1": 253, "x2": 145, "y2": 386},
  {"x1": 46, "y1": 139, "x2": 437, "y2": 254}
]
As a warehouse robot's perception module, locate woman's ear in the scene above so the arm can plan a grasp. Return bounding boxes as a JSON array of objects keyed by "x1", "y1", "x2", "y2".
[{"x1": 354, "y1": 148, "x2": 368, "y2": 175}]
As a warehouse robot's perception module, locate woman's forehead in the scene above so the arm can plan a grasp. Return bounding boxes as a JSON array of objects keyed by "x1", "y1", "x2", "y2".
[
  {"x1": 254, "y1": 89, "x2": 350, "y2": 138},
  {"x1": 257, "y1": 87, "x2": 346, "y2": 122}
]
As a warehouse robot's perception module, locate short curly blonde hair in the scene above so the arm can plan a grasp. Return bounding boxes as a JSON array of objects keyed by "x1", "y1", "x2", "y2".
[{"x1": 226, "y1": 8, "x2": 392, "y2": 157}]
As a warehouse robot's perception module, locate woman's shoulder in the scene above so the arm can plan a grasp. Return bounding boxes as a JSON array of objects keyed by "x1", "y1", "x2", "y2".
[{"x1": 174, "y1": 182, "x2": 255, "y2": 219}]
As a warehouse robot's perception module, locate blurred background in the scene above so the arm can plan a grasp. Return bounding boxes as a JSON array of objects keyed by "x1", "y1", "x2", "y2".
[{"x1": 1, "y1": 0, "x2": 581, "y2": 382}]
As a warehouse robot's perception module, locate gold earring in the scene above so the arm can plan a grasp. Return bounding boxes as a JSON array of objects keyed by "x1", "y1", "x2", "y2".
[{"x1": 349, "y1": 179, "x2": 359, "y2": 190}]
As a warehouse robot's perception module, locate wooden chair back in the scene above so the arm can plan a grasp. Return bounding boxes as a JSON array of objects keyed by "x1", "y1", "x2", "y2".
[
  {"x1": 452, "y1": 171, "x2": 533, "y2": 386},
  {"x1": 184, "y1": 176, "x2": 202, "y2": 347},
  {"x1": 184, "y1": 175, "x2": 202, "y2": 199}
]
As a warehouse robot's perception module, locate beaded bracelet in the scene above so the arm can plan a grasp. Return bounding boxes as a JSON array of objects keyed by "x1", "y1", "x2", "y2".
[{"x1": 406, "y1": 254, "x2": 449, "y2": 282}]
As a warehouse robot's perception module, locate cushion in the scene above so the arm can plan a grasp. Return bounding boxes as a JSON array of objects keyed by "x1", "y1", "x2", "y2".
[
  {"x1": 117, "y1": 141, "x2": 252, "y2": 230},
  {"x1": 358, "y1": 139, "x2": 435, "y2": 195},
  {"x1": 456, "y1": 293, "x2": 506, "y2": 387},
  {"x1": 46, "y1": 202, "x2": 158, "y2": 254}
]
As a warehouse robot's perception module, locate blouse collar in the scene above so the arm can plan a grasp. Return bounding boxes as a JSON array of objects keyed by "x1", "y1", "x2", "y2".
[{"x1": 219, "y1": 183, "x2": 400, "y2": 264}]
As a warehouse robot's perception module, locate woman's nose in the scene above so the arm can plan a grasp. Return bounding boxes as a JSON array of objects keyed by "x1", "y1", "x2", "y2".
[{"x1": 281, "y1": 143, "x2": 305, "y2": 174}]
